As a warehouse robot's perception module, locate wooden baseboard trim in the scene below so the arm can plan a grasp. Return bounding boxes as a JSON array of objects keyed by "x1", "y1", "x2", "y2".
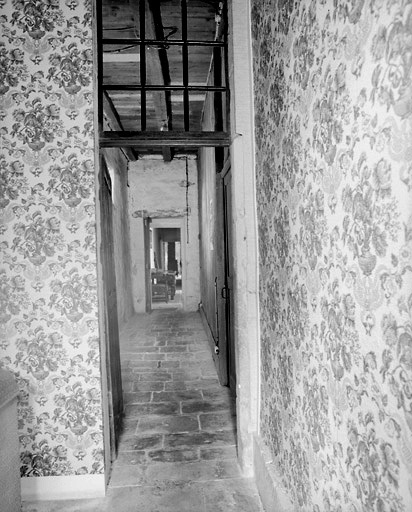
[
  {"x1": 21, "y1": 474, "x2": 106, "y2": 501},
  {"x1": 253, "y1": 434, "x2": 294, "y2": 512}
]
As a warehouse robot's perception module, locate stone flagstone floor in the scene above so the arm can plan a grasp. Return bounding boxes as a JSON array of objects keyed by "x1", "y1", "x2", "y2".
[{"x1": 22, "y1": 309, "x2": 264, "y2": 512}]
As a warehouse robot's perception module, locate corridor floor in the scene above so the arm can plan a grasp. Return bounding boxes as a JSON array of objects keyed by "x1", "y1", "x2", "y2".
[{"x1": 22, "y1": 309, "x2": 264, "y2": 512}]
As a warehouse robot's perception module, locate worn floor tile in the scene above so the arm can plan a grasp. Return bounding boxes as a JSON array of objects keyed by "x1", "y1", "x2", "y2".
[
  {"x1": 114, "y1": 450, "x2": 146, "y2": 466},
  {"x1": 118, "y1": 433, "x2": 163, "y2": 451},
  {"x1": 22, "y1": 310, "x2": 263, "y2": 512},
  {"x1": 102, "y1": 483, "x2": 207, "y2": 512},
  {"x1": 125, "y1": 401, "x2": 179, "y2": 416},
  {"x1": 123, "y1": 391, "x2": 152, "y2": 404},
  {"x1": 136, "y1": 413, "x2": 200, "y2": 434},
  {"x1": 163, "y1": 429, "x2": 237, "y2": 449},
  {"x1": 147, "y1": 447, "x2": 199, "y2": 463},
  {"x1": 151, "y1": 389, "x2": 203, "y2": 402}
]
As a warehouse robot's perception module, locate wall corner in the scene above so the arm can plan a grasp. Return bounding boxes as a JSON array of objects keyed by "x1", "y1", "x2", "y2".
[{"x1": 253, "y1": 435, "x2": 294, "y2": 512}]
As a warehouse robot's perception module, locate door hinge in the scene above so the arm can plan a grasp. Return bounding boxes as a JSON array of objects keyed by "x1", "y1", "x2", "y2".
[{"x1": 221, "y1": 286, "x2": 228, "y2": 300}]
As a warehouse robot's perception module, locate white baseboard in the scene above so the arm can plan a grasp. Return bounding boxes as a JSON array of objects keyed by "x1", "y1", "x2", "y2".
[
  {"x1": 253, "y1": 434, "x2": 294, "y2": 512},
  {"x1": 21, "y1": 474, "x2": 106, "y2": 501}
]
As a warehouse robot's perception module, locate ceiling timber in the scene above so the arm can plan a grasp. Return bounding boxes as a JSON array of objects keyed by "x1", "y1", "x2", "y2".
[{"x1": 100, "y1": 0, "x2": 227, "y2": 159}]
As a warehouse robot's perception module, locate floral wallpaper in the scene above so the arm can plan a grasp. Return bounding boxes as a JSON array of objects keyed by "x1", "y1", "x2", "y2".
[
  {"x1": 0, "y1": 0, "x2": 104, "y2": 477},
  {"x1": 252, "y1": 0, "x2": 412, "y2": 510}
]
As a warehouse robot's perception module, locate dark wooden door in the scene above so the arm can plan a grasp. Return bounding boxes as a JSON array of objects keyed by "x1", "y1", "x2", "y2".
[
  {"x1": 99, "y1": 157, "x2": 123, "y2": 461},
  {"x1": 222, "y1": 165, "x2": 235, "y2": 393},
  {"x1": 214, "y1": 172, "x2": 228, "y2": 385},
  {"x1": 213, "y1": 163, "x2": 235, "y2": 389}
]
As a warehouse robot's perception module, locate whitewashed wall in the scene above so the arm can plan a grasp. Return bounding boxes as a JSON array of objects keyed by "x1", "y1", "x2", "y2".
[{"x1": 128, "y1": 158, "x2": 200, "y2": 311}]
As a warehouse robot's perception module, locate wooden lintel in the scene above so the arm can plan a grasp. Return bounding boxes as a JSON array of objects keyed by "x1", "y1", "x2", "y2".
[{"x1": 100, "y1": 131, "x2": 230, "y2": 148}]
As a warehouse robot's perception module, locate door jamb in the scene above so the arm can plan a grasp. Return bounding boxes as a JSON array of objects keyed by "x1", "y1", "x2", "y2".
[
  {"x1": 93, "y1": 152, "x2": 112, "y2": 487},
  {"x1": 227, "y1": 0, "x2": 260, "y2": 476}
]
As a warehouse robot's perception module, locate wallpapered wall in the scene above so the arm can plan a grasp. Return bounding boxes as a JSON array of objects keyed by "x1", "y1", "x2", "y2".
[
  {"x1": 252, "y1": 0, "x2": 412, "y2": 510},
  {"x1": 0, "y1": 0, "x2": 104, "y2": 477}
]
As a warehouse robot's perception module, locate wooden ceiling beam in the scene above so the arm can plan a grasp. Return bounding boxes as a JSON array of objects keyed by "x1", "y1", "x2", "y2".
[
  {"x1": 103, "y1": 91, "x2": 139, "y2": 161},
  {"x1": 103, "y1": 38, "x2": 225, "y2": 47},
  {"x1": 129, "y1": 0, "x2": 172, "y2": 161},
  {"x1": 100, "y1": 131, "x2": 230, "y2": 148}
]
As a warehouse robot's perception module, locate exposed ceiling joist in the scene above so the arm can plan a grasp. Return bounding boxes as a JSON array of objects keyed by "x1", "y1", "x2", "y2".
[
  {"x1": 103, "y1": 91, "x2": 138, "y2": 161},
  {"x1": 100, "y1": 0, "x2": 228, "y2": 155},
  {"x1": 129, "y1": 0, "x2": 172, "y2": 161}
]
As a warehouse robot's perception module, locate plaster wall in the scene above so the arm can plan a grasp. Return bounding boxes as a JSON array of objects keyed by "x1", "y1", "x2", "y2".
[
  {"x1": 128, "y1": 216, "x2": 146, "y2": 313},
  {"x1": 252, "y1": 1, "x2": 412, "y2": 510},
  {"x1": 128, "y1": 159, "x2": 200, "y2": 311}
]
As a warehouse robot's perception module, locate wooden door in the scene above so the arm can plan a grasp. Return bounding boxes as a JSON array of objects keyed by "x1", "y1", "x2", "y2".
[
  {"x1": 222, "y1": 166, "x2": 236, "y2": 393},
  {"x1": 214, "y1": 172, "x2": 228, "y2": 385},
  {"x1": 213, "y1": 163, "x2": 235, "y2": 389},
  {"x1": 99, "y1": 157, "x2": 123, "y2": 461}
]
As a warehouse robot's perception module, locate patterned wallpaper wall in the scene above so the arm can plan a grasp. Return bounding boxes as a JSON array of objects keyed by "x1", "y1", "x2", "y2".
[
  {"x1": 252, "y1": 0, "x2": 412, "y2": 510},
  {"x1": 0, "y1": 0, "x2": 104, "y2": 477}
]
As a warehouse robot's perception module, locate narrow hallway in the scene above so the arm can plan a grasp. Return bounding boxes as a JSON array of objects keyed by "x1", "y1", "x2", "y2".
[{"x1": 22, "y1": 309, "x2": 264, "y2": 512}]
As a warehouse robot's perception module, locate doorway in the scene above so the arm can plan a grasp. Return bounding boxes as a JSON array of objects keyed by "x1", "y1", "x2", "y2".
[
  {"x1": 150, "y1": 226, "x2": 183, "y2": 309},
  {"x1": 96, "y1": 0, "x2": 259, "y2": 483},
  {"x1": 147, "y1": 218, "x2": 187, "y2": 310}
]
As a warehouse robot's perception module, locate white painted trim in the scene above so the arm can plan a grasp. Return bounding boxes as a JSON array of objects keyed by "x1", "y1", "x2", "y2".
[
  {"x1": 228, "y1": 0, "x2": 260, "y2": 476},
  {"x1": 21, "y1": 474, "x2": 106, "y2": 501},
  {"x1": 253, "y1": 435, "x2": 294, "y2": 512}
]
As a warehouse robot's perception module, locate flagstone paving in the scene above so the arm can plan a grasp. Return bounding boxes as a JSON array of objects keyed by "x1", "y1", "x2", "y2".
[{"x1": 22, "y1": 309, "x2": 264, "y2": 512}]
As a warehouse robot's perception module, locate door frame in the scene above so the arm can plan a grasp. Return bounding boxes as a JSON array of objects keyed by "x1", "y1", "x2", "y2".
[
  {"x1": 221, "y1": 162, "x2": 236, "y2": 392},
  {"x1": 214, "y1": 163, "x2": 229, "y2": 386},
  {"x1": 95, "y1": 154, "x2": 122, "y2": 486},
  {"x1": 210, "y1": 159, "x2": 235, "y2": 391},
  {"x1": 99, "y1": 157, "x2": 124, "y2": 459},
  {"x1": 149, "y1": 218, "x2": 186, "y2": 309},
  {"x1": 227, "y1": 0, "x2": 259, "y2": 476},
  {"x1": 93, "y1": 0, "x2": 258, "y2": 486},
  {"x1": 144, "y1": 217, "x2": 152, "y2": 312}
]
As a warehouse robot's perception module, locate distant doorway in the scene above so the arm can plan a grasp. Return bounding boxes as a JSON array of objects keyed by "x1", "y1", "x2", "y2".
[{"x1": 149, "y1": 222, "x2": 183, "y2": 310}]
